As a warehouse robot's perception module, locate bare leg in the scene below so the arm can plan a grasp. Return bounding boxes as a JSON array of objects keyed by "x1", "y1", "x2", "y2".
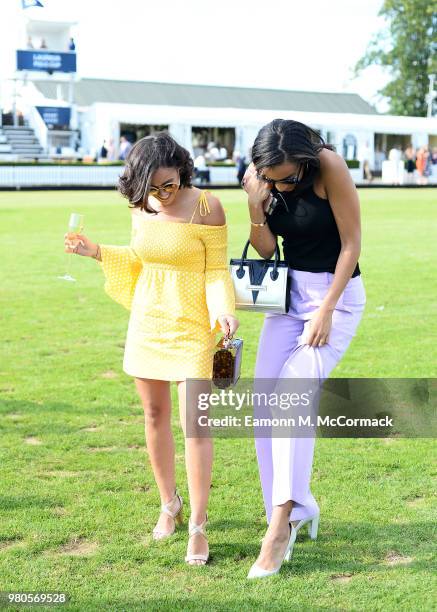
[
  {"x1": 135, "y1": 377, "x2": 180, "y2": 536},
  {"x1": 177, "y1": 379, "x2": 213, "y2": 565}
]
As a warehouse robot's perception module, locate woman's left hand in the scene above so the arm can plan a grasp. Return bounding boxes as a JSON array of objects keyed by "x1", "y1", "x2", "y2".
[
  {"x1": 306, "y1": 307, "x2": 333, "y2": 347},
  {"x1": 218, "y1": 314, "x2": 240, "y2": 337}
]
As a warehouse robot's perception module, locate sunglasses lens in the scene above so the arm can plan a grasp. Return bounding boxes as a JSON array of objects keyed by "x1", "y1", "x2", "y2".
[
  {"x1": 277, "y1": 175, "x2": 300, "y2": 185},
  {"x1": 150, "y1": 184, "x2": 179, "y2": 197}
]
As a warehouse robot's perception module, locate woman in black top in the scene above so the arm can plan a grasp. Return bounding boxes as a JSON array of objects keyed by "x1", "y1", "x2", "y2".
[{"x1": 243, "y1": 119, "x2": 366, "y2": 579}]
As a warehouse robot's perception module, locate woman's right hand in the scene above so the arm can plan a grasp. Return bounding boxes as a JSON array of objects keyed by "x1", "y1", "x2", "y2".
[
  {"x1": 242, "y1": 162, "x2": 273, "y2": 211},
  {"x1": 64, "y1": 233, "x2": 98, "y2": 258}
]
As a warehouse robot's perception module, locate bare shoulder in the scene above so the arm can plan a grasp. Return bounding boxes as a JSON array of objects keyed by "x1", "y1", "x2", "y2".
[
  {"x1": 319, "y1": 147, "x2": 350, "y2": 177},
  {"x1": 202, "y1": 190, "x2": 226, "y2": 226},
  {"x1": 319, "y1": 147, "x2": 357, "y2": 204}
]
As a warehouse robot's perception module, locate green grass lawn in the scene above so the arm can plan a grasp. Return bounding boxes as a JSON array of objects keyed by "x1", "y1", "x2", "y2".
[{"x1": 0, "y1": 189, "x2": 435, "y2": 611}]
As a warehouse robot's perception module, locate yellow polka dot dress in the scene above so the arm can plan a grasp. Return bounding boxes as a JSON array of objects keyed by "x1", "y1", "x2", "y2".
[{"x1": 97, "y1": 190, "x2": 236, "y2": 381}]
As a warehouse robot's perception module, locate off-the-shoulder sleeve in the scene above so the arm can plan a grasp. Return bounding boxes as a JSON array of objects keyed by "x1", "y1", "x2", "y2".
[
  {"x1": 201, "y1": 225, "x2": 236, "y2": 333},
  {"x1": 97, "y1": 213, "x2": 143, "y2": 310}
]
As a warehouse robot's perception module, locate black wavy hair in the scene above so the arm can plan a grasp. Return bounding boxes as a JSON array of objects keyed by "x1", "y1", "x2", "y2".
[
  {"x1": 251, "y1": 119, "x2": 334, "y2": 196},
  {"x1": 118, "y1": 131, "x2": 194, "y2": 213}
]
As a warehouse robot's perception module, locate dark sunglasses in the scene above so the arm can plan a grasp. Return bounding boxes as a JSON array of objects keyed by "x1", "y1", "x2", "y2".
[{"x1": 256, "y1": 164, "x2": 303, "y2": 187}]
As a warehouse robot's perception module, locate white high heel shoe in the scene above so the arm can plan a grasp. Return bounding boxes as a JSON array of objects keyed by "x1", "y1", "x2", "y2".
[
  {"x1": 247, "y1": 512, "x2": 319, "y2": 579},
  {"x1": 152, "y1": 490, "x2": 183, "y2": 540},
  {"x1": 290, "y1": 512, "x2": 320, "y2": 546}
]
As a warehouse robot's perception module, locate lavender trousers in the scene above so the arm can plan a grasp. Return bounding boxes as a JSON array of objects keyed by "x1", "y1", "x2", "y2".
[{"x1": 254, "y1": 268, "x2": 366, "y2": 524}]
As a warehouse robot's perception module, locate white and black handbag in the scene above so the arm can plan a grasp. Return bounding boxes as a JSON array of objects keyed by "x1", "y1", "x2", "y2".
[{"x1": 229, "y1": 239, "x2": 291, "y2": 313}]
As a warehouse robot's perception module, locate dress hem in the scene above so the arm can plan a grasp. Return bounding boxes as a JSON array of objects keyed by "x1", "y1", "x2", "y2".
[{"x1": 122, "y1": 367, "x2": 213, "y2": 381}]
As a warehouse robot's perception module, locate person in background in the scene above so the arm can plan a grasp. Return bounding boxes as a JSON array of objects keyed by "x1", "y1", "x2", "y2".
[
  {"x1": 357, "y1": 140, "x2": 373, "y2": 182},
  {"x1": 388, "y1": 144, "x2": 402, "y2": 163},
  {"x1": 99, "y1": 140, "x2": 108, "y2": 160},
  {"x1": 68, "y1": 37, "x2": 76, "y2": 51},
  {"x1": 119, "y1": 135, "x2": 133, "y2": 161},
  {"x1": 423, "y1": 146, "x2": 432, "y2": 180},
  {"x1": 416, "y1": 146, "x2": 429, "y2": 185},
  {"x1": 430, "y1": 147, "x2": 437, "y2": 182},
  {"x1": 26, "y1": 36, "x2": 34, "y2": 49},
  {"x1": 194, "y1": 153, "x2": 210, "y2": 184},
  {"x1": 17, "y1": 110, "x2": 25, "y2": 127},
  {"x1": 388, "y1": 144, "x2": 402, "y2": 185},
  {"x1": 404, "y1": 144, "x2": 416, "y2": 184},
  {"x1": 374, "y1": 148, "x2": 386, "y2": 173},
  {"x1": 40, "y1": 38, "x2": 48, "y2": 49},
  {"x1": 218, "y1": 143, "x2": 228, "y2": 161},
  {"x1": 236, "y1": 154, "x2": 248, "y2": 185},
  {"x1": 207, "y1": 142, "x2": 220, "y2": 162},
  {"x1": 107, "y1": 138, "x2": 116, "y2": 161},
  {"x1": 73, "y1": 132, "x2": 80, "y2": 153},
  {"x1": 192, "y1": 132, "x2": 203, "y2": 157}
]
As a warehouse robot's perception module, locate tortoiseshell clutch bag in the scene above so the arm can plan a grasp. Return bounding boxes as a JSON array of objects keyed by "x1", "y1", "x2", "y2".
[{"x1": 212, "y1": 335, "x2": 243, "y2": 389}]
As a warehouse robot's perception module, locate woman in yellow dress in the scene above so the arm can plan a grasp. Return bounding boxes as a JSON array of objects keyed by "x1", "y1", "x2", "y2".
[{"x1": 64, "y1": 132, "x2": 239, "y2": 566}]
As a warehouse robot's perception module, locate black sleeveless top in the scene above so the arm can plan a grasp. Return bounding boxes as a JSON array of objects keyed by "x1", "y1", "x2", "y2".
[{"x1": 266, "y1": 185, "x2": 361, "y2": 277}]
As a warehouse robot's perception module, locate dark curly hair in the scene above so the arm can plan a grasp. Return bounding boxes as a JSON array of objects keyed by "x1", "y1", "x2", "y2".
[
  {"x1": 118, "y1": 131, "x2": 194, "y2": 213},
  {"x1": 251, "y1": 119, "x2": 334, "y2": 196}
]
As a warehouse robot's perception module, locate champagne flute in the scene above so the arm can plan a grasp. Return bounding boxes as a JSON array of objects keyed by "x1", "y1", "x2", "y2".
[{"x1": 58, "y1": 212, "x2": 84, "y2": 282}]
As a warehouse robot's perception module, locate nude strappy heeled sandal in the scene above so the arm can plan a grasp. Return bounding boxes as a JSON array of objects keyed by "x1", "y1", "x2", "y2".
[
  {"x1": 152, "y1": 490, "x2": 183, "y2": 540},
  {"x1": 185, "y1": 514, "x2": 209, "y2": 565}
]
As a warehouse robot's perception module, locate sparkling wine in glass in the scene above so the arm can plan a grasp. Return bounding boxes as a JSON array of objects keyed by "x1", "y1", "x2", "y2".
[{"x1": 58, "y1": 212, "x2": 84, "y2": 282}]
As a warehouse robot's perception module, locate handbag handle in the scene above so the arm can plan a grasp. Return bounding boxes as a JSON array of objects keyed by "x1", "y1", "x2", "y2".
[{"x1": 237, "y1": 239, "x2": 281, "y2": 281}]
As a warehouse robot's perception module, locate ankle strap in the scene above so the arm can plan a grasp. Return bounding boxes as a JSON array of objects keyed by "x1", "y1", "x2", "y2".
[
  {"x1": 161, "y1": 491, "x2": 182, "y2": 517},
  {"x1": 188, "y1": 513, "x2": 208, "y2": 536}
]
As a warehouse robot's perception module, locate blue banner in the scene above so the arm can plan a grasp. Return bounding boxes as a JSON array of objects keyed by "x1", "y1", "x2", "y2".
[
  {"x1": 16, "y1": 50, "x2": 76, "y2": 73},
  {"x1": 22, "y1": 0, "x2": 44, "y2": 8},
  {"x1": 36, "y1": 106, "x2": 71, "y2": 129}
]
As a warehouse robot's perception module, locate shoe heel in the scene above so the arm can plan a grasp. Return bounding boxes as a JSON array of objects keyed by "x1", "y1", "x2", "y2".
[
  {"x1": 175, "y1": 505, "x2": 183, "y2": 526},
  {"x1": 284, "y1": 526, "x2": 295, "y2": 562},
  {"x1": 308, "y1": 514, "x2": 319, "y2": 540}
]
